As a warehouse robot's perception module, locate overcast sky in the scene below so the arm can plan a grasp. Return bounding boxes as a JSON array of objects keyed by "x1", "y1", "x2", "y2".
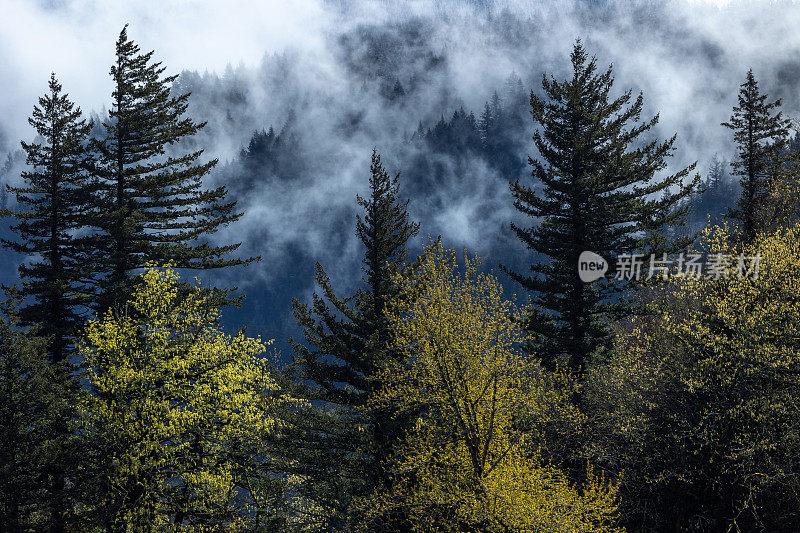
[{"x1": 0, "y1": 0, "x2": 795, "y2": 148}]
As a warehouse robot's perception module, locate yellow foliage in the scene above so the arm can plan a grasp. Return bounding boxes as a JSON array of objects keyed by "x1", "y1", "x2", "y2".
[
  {"x1": 670, "y1": 225, "x2": 800, "y2": 477},
  {"x1": 765, "y1": 161, "x2": 800, "y2": 231},
  {"x1": 365, "y1": 242, "x2": 623, "y2": 532},
  {"x1": 78, "y1": 266, "x2": 292, "y2": 531},
  {"x1": 592, "y1": 223, "x2": 800, "y2": 529}
]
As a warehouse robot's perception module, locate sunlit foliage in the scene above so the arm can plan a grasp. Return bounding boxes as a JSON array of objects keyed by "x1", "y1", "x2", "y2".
[
  {"x1": 588, "y1": 224, "x2": 800, "y2": 531},
  {"x1": 78, "y1": 266, "x2": 293, "y2": 531},
  {"x1": 363, "y1": 242, "x2": 622, "y2": 532}
]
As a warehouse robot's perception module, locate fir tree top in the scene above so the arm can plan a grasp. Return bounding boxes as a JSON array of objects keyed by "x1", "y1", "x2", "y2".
[
  {"x1": 91, "y1": 25, "x2": 254, "y2": 312},
  {"x1": 504, "y1": 40, "x2": 698, "y2": 373},
  {"x1": 722, "y1": 69, "x2": 791, "y2": 242}
]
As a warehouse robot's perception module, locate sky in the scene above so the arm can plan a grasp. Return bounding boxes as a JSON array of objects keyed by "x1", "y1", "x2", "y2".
[
  {"x1": 0, "y1": 0, "x2": 794, "y2": 140},
  {"x1": 0, "y1": 0, "x2": 330, "y2": 144},
  {"x1": 1, "y1": 0, "x2": 798, "y2": 148}
]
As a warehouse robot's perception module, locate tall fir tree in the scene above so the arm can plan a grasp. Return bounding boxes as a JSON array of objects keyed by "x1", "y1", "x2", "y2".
[
  {"x1": 286, "y1": 150, "x2": 419, "y2": 529},
  {"x1": 2, "y1": 73, "x2": 92, "y2": 366},
  {"x1": 722, "y1": 69, "x2": 791, "y2": 243},
  {"x1": 708, "y1": 154, "x2": 726, "y2": 190},
  {"x1": 1, "y1": 74, "x2": 92, "y2": 533},
  {"x1": 91, "y1": 25, "x2": 250, "y2": 312},
  {"x1": 503, "y1": 41, "x2": 698, "y2": 375}
]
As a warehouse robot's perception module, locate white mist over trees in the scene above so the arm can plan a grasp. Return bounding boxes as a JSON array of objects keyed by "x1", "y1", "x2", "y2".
[{"x1": 1, "y1": 0, "x2": 799, "y2": 341}]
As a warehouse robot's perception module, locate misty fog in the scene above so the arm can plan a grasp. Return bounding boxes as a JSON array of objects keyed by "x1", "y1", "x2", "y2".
[{"x1": 1, "y1": 0, "x2": 796, "y2": 350}]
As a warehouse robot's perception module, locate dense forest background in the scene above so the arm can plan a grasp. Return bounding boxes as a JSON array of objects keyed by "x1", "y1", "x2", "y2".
[{"x1": 1, "y1": 0, "x2": 796, "y2": 355}]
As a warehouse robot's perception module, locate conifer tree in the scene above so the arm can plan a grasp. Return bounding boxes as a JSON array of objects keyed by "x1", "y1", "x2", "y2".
[
  {"x1": 708, "y1": 155, "x2": 725, "y2": 190},
  {"x1": 1, "y1": 74, "x2": 92, "y2": 533},
  {"x1": 503, "y1": 41, "x2": 698, "y2": 374},
  {"x1": 287, "y1": 151, "x2": 419, "y2": 529},
  {"x1": 91, "y1": 26, "x2": 250, "y2": 312},
  {"x1": 2, "y1": 73, "x2": 92, "y2": 366},
  {"x1": 685, "y1": 155, "x2": 737, "y2": 232},
  {"x1": 722, "y1": 69, "x2": 791, "y2": 242},
  {"x1": 0, "y1": 308, "x2": 64, "y2": 533}
]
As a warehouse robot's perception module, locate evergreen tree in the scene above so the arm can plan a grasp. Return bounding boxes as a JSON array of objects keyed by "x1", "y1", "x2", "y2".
[
  {"x1": 287, "y1": 151, "x2": 419, "y2": 529},
  {"x1": 0, "y1": 307, "x2": 64, "y2": 533},
  {"x1": 0, "y1": 151, "x2": 27, "y2": 210},
  {"x1": 478, "y1": 101, "x2": 494, "y2": 144},
  {"x1": 91, "y1": 25, "x2": 250, "y2": 313},
  {"x1": 2, "y1": 74, "x2": 92, "y2": 366},
  {"x1": 708, "y1": 154, "x2": 725, "y2": 190},
  {"x1": 722, "y1": 69, "x2": 791, "y2": 242},
  {"x1": 503, "y1": 41, "x2": 698, "y2": 374},
  {"x1": 1, "y1": 74, "x2": 92, "y2": 533},
  {"x1": 478, "y1": 80, "x2": 528, "y2": 180},
  {"x1": 685, "y1": 155, "x2": 738, "y2": 233}
]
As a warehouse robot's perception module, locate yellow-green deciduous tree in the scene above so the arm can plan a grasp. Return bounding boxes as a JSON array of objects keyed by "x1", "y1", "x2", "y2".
[
  {"x1": 77, "y1": 266, "x2": 293, "y2": 531},
  {"x1": 588, "y1": 224, "x2": 800, "y2": 531},
  {"x1": 364, "y1": 243, "x2": 622, "y2": 532}
]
